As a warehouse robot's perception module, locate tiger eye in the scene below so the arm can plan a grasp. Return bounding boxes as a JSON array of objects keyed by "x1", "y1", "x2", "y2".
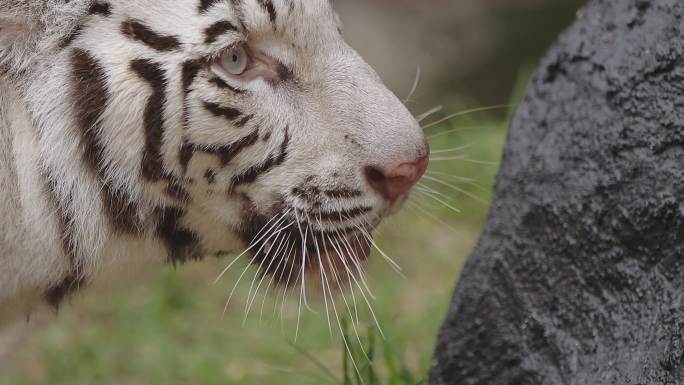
[{"x1": 221, "y1": 45, "x2": 249, "y2": 75}]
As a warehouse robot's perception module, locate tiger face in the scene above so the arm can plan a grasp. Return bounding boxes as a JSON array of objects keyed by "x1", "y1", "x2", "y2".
[{"x1": 18, "y1": 0, "x2": 427, "y2": 304}]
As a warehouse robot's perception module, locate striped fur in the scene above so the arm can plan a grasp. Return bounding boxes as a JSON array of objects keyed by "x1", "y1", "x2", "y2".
[{"x1": 0, "y1": 0, "x2": 426, "y2": 326}]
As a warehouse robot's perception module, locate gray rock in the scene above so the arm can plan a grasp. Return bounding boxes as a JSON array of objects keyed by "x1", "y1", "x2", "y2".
[{"x1": 429, "y1": 1, "x2": 684, "y2": 384}]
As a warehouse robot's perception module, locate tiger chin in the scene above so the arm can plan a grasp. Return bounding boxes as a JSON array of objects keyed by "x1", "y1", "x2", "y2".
[{"x1": 0, "y1": 0, "x2": 428, "y2": 327}]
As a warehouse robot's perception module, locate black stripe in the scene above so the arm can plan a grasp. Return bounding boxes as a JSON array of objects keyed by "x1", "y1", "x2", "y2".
[
  {"x1": 180, "y1": 142, "x2": 196, "y2": 174},
  {"x1": 42, "y1": 174, "x2": 86, "y2": 309},
  {"x1": 234, "y1": 114, "x2": 253, "y2": 128},
  {"x1": 71, "y1": 49, "x2": 108, "y2": 177},
  {"x1": 182, "y1": 60, "x2": 203, "y2": 95},
  {"x1": 181, "y1": 129, "x2": 260, "y2": 170},
  {"x1": 205, "y1": 169, "x2": 217, "y2": 184},
  {"x1": 324, "y1": 189, "x2": 363, "y2": 199},
  {"x1": 45, "y1": 274, "x2": 86, "y2": 309},
  {"x1": 43, "y1": 175, "x2": 78, "y2": 269},
  {"x1": 59, "y1": 24, "x2": 84, "y2": 49},
  {"x1": 290, "y1": 221, "x2": 359, "y2": 239},
  {"x1": 203, "y1": 101, "x2": 242, "y2": 121},
  {"x1": 275, "y1": 62, "x2": 294, "y2": 83},
  {"x1": 316, "y1": 207, "x2": 373, "y2": 222},
  {"x1": 205, "y1": 20, "x2": 238, "y2": 44},
  {"x1": 121, "y1": 20, "x2": 181, "y2": 52},
  {"x1": 180, "y1": 60, "x2": 203, "y2": 175},
  {"x1": 199, "y1": 0, "x2": 223, "y2": 13},
  {"x1": 209, "y1": 76, "x2": 245, "y2": 94},
  {"x1": 166, "y1": 182, "x2": 192, "y2": 203},
  {"x1": 214, "y1": 130, "x2": 260, "y2": 165},
  {"x1": 258, "y1": 0, "x2": 277, "y2": 23},
  {"x1": 292, "y1": 185, "x2": 320, "y2": 201},
  {"x1": 230, "y1": 126, "x2": 289, "y2": 191},
  {"x1": 71, "y1": 49, "x2": 142, "y2": 233},
  {"x1": 231, "y1": 0, "x2": 248, "y2": 32},
  {"x1": 88, "y1": 1, "x2": 111, "y2": 16},
  {"x1": 156, "y1": 207, "x2": 202, "y2": 264},
  {"x1": 130, "y1": 59, "x2": 169, "y2": 182}
]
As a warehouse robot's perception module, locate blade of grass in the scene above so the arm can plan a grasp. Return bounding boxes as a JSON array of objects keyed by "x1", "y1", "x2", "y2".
[
  {"x1": 343, "y1": 337, "x2": 351, "y2": 385},
  {"x1": 341, "y1": 317, "x2": 363, "y2": 385},
  {"x1": 382, "y1": 339, "x2": 417, "y2": 385},
  {"x1": 367, "y1": 328, "x2": 378, "y2": 385},
  {"x1": 287, "y1": 340, "x2": 341, "y2": 384}
]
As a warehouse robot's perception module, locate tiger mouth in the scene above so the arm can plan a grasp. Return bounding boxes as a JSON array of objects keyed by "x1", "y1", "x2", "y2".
[{"x1": 238, "y1": 206, "x2": 376, "y2": 289}]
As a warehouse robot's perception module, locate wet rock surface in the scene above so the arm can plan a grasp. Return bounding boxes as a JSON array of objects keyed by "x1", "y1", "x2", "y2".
[{"x1": 430, "y1": 1, "x2": 684, "y2": 384}]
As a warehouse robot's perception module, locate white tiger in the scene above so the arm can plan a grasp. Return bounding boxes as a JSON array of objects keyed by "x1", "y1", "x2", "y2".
[{"x1": 0, "y1": 0, "x2": 428, "y2": 330}]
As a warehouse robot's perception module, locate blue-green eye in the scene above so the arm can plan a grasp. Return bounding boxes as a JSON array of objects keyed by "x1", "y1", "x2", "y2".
[{"x1": 221, "y1": 45, "x2": 249, "y2": 75}]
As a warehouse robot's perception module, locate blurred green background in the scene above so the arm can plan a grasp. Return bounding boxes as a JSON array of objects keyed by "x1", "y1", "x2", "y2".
[{"x1": 1, "y1": 1, "x2": 583, "y2": 384}]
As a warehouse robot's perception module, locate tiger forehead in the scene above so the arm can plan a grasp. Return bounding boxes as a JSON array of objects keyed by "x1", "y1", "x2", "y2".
[
  {"x1": 204, "y1": 0, "x2": 341, "y2": 44},
  {"x1": 107, "y1": 0, "x2": 342, "y2": 53}
]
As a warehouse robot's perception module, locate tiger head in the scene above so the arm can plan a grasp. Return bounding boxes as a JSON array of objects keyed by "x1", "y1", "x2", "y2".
[{"x1": 8, "y1": 0, "x2": 427, "y2": 301}]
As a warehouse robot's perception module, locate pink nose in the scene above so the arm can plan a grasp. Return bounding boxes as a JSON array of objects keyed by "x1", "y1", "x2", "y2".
[{"x1": 364, "y1": 155, "x2": 429, "y2": 202}]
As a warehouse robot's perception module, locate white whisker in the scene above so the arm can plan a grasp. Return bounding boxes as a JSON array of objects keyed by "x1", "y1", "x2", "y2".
[
  {"x1": 244, "y1": 223, "x2": 293, "y2": 324},
  {"x1": 404, "y1": 65, "x2": 421, "y2": 104},
  {"x1": 328, "y1": 233, "x2": 385, "y2": 339},
  {"x1": 242, "y1": 227, "x2": 286, "y2": 320},
  {"x1": 294, "y1": 212, "x2": 306, "y2": 342},
  {"x1": 312, "y1": 223, "x2": 333, "y2": 337},
  {"x1": 405, "y1": 199, "x2": 461, "y2": 234},
  {"x1": 347, "y1": 233, "x2": 377, "y2": 300},
  {"x1": 222, "y1": 218, "x2": 290, "y2": 316},
  {"x1": 320, "y1": 245, "x2": 365, "y2": 385},
  {"x1": 425, "y1": 170, "x2": 477, "y2": 183},
  {"x1": 334, "y1": 231, "x2": 361, "y2": 326},
  {"x1": 214, "y1": 209, "x2": 291, "y2": 284},
  {"x1": 279, "y1": 244, "x2": 298, "y2": 322},
  {"x1": 430, "y1": 143, "x2": 474, "y2": 155},
  {"x1": 260, "y1": 241, "x2": 293, "y2": 322},
  {"x1": 421, "y1": 175, "x2": 490, "y2": 205},
  {"x1": 427, "y1": 124, "x2": 495, "y2": 140},
  {"x1": 270, "y1": 241, "x2": 295, "y2": 316},
  {"x1": 414, "y1": 187, "x2": 462, "y2": 214},
  {"x1": 321, "y1": 219, "x2": 363, "y2": 329},
  {"x1": 429, "y1": 156, "x2": 498, "y2": 165},
  {"x1": 422, "y1": 104, "x2": 513, "y2": 130},
  {"x1": 353, "y1": 224, "x2": 405, "y2": 276},
  {"x1": 326, "y1": 233, "x2": 371, "y2": 363},
  {"x1": 425, "y1": 171, "x2": 493, "y2": 198},
  {"x1": 326, "y1": 249, "x2": 372, "y2": 364},
  {"x1": 293, "y1": 212, "x2": 317, "y2": 340},
  {"x1": 416, "y1": 105, "x2": 443, "y2": 123},
  {"x1": 416, "y1": 183, "x2": 458, "y2": 205},
  {"x1": 301, "y1": 217, "x2": 315, "y2": 314}
]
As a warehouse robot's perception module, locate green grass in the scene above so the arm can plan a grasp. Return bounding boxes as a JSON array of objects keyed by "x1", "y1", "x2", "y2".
[{"x1": 1, "y1": 101, "x2": 513, "y2": 385}]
